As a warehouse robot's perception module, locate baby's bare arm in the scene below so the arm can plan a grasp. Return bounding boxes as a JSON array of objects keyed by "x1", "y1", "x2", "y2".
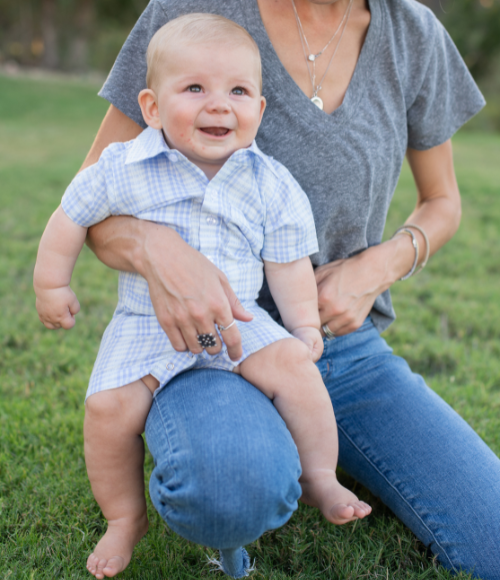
[
  {"x1": 264, "y1": 257, "x2": 323, "y2": 361},
  {"x1": 34, "y1": 206, "x2": 87, "y2": 329}
]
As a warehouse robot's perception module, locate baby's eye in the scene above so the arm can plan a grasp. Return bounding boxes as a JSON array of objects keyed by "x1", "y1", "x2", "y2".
[
  {"x1": 231, "y1": 87, "x2": 246, "y2": 96},
  {"x1": 187, "y1": 85, "x2": 202, "y2": 93}
]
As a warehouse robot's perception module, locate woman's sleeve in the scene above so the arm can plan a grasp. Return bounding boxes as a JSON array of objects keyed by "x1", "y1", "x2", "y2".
[
  {"x1": 98, "y1": 0, "x2": 169, "y2": 128},
  {"x1": 406, "y1": 19, "x2": 485, "y2": 151}
]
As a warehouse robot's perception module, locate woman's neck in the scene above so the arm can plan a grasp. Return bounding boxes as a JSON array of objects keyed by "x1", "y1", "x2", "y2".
[
  {"x1": 292, "y1": 0, "x2": 352, "y2": 24},
  {"x1": 256, "y1": 0, "x2": 370, "y2": 114}
]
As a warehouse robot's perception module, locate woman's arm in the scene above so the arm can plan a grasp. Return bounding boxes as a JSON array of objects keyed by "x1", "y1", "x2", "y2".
[{"x1": 315, "y1": 139, "x2": 461, "y2": 336}]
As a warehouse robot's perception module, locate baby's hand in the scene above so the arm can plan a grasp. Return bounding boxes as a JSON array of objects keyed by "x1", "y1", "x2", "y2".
[
  {"x1": 35, "y1": 286, "x2": 81, "y2": 330},
  {"x1": 291, "y1": 326, "x2": 324, "y2": 362}
]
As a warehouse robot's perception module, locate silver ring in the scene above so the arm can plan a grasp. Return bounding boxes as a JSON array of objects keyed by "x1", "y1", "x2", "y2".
[
  {"x1": 322, "y1": 323, "x2": 336, "y2": 340},
  {"x1": 218, "y1": 320, "x2": 236, "y2": 332},
  {"x1": 197, "y1": 333, "x2": 217, "y2": 348}
]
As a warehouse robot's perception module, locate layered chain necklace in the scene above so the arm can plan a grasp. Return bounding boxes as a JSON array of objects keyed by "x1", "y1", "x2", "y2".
[{"x1": 291, "y1": 0, "x2": 354, "y2": 110}]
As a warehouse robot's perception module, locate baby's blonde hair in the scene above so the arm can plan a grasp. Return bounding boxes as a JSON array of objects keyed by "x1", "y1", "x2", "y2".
[{"x1": 146, "y1": 13, "x2": 262, "y2": 90}]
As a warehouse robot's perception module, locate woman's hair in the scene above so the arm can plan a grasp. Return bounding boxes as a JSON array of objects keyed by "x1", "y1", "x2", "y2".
[{"x1": 146, "y1": 13, "x2": 262, "y2": 90}]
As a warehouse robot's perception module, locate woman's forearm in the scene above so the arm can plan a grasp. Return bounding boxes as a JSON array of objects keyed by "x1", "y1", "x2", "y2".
[
  {"x1": 87, "y1": 216, "x2": 180, "y2": 275},
  {"x1": 381, "y1": 140, "x2": 462, "y2": 286}
]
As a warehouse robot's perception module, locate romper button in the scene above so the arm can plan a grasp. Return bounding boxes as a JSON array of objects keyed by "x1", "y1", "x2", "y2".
[
  {"x1": 188, "y1": 352, "x2": 194, "y2": 358},
  {"x1": 166, "y1": 362, "x2": 174, "y2": 370}
]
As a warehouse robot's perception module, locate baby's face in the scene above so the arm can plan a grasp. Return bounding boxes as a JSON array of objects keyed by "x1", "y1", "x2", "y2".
[{"x1": 152, "y1": 41, "x2": 265, "y2": 173}]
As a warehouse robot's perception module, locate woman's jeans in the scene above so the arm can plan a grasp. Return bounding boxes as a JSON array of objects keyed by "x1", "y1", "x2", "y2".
[{"x1": 145, "y1": 318, "x2": 500, "y2": 579}]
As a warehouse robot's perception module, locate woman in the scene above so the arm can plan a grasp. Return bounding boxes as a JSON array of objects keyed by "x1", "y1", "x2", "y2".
[{"x1": 82, "y1": 0, "x2": 500, "y2": 578}]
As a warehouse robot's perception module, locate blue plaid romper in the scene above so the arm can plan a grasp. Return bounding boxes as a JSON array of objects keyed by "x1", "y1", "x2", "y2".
[{"x1": 62, "y1": 127, "x2": 318, "y2": 399}]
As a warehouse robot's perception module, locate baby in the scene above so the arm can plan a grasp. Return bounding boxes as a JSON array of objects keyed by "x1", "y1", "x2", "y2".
[{"x1": 34, "y1": 13, "x2": 371, "y2": 579}]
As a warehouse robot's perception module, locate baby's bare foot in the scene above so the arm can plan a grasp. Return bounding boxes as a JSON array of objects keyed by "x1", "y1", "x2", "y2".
[
  {"x1": 86, "y1": 514, "x2": 148, "y2": 579},
  {"x1": 300, "y1": 469, "x2": 371, "y2": 525}
]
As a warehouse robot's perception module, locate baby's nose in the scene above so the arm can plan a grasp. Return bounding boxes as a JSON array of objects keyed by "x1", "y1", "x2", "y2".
[{"x1": 207, "y1": 95, "x2": 231, "y2": 114}]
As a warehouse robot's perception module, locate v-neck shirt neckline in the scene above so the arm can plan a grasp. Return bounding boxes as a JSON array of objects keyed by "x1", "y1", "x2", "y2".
[{"x1": 247, "y1": 0, "x2": 382, "y2": 124}]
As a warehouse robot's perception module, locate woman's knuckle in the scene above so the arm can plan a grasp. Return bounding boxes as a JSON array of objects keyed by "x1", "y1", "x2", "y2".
[
  {"x1": 190, "y1": 307, "x2": 205, "y2": 324},
  {"x1": 174, "y1": 310, "x2": 189, "y2": 326}
]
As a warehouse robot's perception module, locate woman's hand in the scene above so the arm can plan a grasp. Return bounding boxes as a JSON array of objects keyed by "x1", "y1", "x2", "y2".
[
  {"x1": 88, "y1": 217, "x2": 253, "y2": 360},
  {"x1": 140, "y1": 222, "x2": 253, "y2": 360},
  {"x1": 315, "y1": 244, "x2": 397, "y2": 337}
]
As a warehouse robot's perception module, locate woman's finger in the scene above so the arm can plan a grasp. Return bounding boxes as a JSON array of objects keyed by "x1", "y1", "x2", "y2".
[
  {"x1": 164, "y1": 325, "x2": 189, "y2": 353},
  {"x1": 179, "y1": 322, "x2": 210, "y2": 355},
  {"x1": 218, "y1": 321, "x2": 243, "y2": 362},
  {"x1": 194, "y1": 322, "x2": 222, "y2": 356},
  {"x1": 220, "y1": 276, "x2": 254, "y2": 323}
]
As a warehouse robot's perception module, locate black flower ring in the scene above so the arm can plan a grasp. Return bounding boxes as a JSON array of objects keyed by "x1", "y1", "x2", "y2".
[{"x1": 197, "y1": 333, "x2": 217, "y2": 348}]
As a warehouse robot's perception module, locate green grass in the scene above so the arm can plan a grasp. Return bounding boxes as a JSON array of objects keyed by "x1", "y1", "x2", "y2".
[{"x1": 1, "y1": 73, "x2": 498, "y2": 579}]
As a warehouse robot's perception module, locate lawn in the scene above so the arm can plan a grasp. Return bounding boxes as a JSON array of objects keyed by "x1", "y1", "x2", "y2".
[{"x1": 1, "y1": 74, "x2": 499, "y2": 579}]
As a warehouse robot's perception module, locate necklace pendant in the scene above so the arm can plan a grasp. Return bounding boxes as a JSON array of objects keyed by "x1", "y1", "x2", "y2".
[
  {"x1": 308, "y1": 54, "x2": 316, "y2": 62},
  {"x1": 311, "y1": 96, "x2": 324, "y2": 110}
]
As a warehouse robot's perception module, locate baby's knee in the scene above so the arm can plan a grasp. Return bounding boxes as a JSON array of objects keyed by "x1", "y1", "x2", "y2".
[
  {"x1": 85, "y1": 381, "x2": 152, "y2": 428},
  {"x1": 85, "y1": 390, "x2": 122, "y2": 421}
]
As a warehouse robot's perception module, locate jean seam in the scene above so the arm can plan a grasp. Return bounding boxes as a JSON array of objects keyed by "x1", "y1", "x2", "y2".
[
  {"x1": 150, "y1": 396, "x2": 178, "y2": 519},
  {"x1": 337, "y1": 422, "x2": 457, "y2": 572}
]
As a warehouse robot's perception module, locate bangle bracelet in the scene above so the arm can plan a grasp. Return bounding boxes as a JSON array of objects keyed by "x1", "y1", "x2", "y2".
[
  {"x1": 404, "y1": 223, "x2": 430, "y2": 275},
  {"x1": 392, "y1": 227, "x2": 419, "y2": 280}
]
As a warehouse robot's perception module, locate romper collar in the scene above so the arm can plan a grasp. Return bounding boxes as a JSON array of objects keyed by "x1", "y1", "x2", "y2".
[{"x1": 125, "y1": 127, "x2": 174, "y2": 165}]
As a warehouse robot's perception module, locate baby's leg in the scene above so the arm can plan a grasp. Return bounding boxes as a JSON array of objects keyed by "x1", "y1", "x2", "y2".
[
  {"x1": 85, "y1": 375, "x2": 159, "y2": 579},
  {"x1": 239, "y1": 339, "x2": 371, "y2": 525}
]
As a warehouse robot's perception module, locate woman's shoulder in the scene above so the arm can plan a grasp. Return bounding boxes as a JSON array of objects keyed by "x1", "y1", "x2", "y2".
[
  {"x1": 379, "y1": 0, "x2": 457, "y2": 101},
  {"x1": 381, "y1": 0, "x2": 444, "y2": 62},
  {"x1": 384, "y1": 0, "x2": 441, "y2": 37}
]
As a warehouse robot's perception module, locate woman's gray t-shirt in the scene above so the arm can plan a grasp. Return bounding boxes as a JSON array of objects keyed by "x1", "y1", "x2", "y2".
[{"x1": 99, "y1": 0, "x2": 484, "y2": 332}]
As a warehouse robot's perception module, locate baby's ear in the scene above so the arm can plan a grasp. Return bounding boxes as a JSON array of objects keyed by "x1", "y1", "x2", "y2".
[{"x1": 138, "y1": 89, "x2": 162, "y2": 129}]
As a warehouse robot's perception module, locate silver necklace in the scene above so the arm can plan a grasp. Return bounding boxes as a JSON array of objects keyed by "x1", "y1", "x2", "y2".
[{"x1": 291, "y1": 0, "x2": 353, "y2": 110}]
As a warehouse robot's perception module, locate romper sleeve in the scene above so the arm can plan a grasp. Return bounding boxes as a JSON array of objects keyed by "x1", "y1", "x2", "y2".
[
  {"x1": 261, "y1": 166, "x2": 319, "y2": 263},
  {"x1": 61, "y1": 150, "x2": 114, "y2": 227},
  {"x1": 406, "y1": 17, "x2": 485, "y2": 151},
  {"x1": 98, "y1": 0, "x2": 169, "y2": 128}
]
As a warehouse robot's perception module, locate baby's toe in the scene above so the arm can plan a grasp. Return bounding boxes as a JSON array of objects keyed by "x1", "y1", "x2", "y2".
[
  {"x1": 103, "y1": 556, "x2": 125, "y2": 577},
  {"x1": 87, "y1": 553, "x2": 99, "y2": 575},
  {"x1": 352, "y1": 501, "x2": 372, "y2": 518},
  {"x1": 94, "y1": 557, "x2": 108, "y2": 580},
  {"x1": 329, "y1": 503, "x2": 355, "y2": 524}
]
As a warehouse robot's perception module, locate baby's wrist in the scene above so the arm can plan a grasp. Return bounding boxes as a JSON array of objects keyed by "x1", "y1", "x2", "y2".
[
  {"x1": 291, "y1": 325, "x2": 321, "y2": 337},
  {"x1": 34, "y1": 281, "x2": 69, "y2": 295}
]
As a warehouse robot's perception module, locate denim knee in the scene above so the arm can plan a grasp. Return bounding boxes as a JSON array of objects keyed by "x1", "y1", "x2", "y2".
[{"x1": 146, "y1": 369, "x2": 302, "y2": 550}]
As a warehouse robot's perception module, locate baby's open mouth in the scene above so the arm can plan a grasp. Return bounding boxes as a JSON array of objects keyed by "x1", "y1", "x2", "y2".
[{"x1": 200, "y1": 127, "x2": 230, "y2": 137}]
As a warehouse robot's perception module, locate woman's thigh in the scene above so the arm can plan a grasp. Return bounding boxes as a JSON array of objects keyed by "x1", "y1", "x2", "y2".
[
  {"x1": 320, "y1": 318, "x2": 500, "y2": 580},
  {"x1": 145, "y1": 368, "x2": 302, "y2": 550}
]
